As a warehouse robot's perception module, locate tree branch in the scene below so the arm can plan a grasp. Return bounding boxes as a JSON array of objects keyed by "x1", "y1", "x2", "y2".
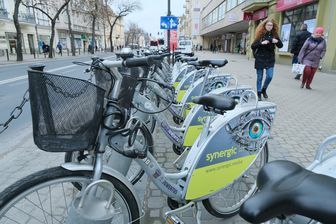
[{"x1": 21, "y1": 2, "x2": 53, "y2": 21}]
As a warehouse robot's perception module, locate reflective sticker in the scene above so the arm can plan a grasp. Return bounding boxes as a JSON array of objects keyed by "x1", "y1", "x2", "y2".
[
  {"x1": 249, "y1": 120, "x2": 264, "y2": 139},
  {"x1": 185, "y1": 155, "x2": 256, "y2": 200}
]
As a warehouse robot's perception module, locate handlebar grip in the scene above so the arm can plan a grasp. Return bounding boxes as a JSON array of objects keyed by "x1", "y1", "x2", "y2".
[
  {"x1": 160, "y1": 53, "x2": 171, "y2": 57},
  {"x1": 123, "y1": 57, "x2": 154, "y2": 67},
  {"x1": 149, "y1": 55, "x2": 164, "y2": 61}
]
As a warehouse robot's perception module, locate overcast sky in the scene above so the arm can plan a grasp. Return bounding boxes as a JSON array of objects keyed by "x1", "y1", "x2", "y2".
[{"x1": 125, "y1": 0, "x2": 185, "y2": 38}]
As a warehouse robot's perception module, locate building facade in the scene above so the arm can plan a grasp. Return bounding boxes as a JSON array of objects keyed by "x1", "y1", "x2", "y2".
[
  {"x1": 200, "y1": 0, "x2": 248, "y2": 53},
  {"x1": 0, "y1": 0, "x2": 125, "y2": 56},
  {"x1": 193, "y1": 0, "x2": 335, "y2": 72}
]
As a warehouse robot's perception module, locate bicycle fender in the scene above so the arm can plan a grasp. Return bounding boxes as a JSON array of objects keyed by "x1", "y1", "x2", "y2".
[{"x1": 61, "y1": 162, "x2": 143, "y2": 222}]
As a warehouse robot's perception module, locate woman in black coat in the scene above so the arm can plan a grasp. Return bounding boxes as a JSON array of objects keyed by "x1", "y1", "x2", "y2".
[{"x1": 251, "y1": 19, "x2": 283, "y2": 101}]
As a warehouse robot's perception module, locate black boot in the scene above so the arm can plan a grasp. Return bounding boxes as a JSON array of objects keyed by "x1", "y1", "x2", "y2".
[
  {"x1": 294, "y1": 74, "x2": 301, "y2": 80},
  {"x1": 261, "y1": 88, "x2": 268, "y2": 99},
  {"x1": 257, "y1": 92, "x2": 262, "y2": 101}
]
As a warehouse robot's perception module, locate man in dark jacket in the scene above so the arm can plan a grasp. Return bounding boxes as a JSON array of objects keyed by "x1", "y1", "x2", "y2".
[{"x1": 291, "y1": 24, "x2": 311, "y2": 80}]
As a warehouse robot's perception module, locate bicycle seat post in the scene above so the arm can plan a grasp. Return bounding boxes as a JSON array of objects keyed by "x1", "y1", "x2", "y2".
[
  {"x1": 200, "y1": 67, "x2": 212, "y2": 96},
  {"x1": 197, "y1": 110, "x2": 213, "y2": 147}
]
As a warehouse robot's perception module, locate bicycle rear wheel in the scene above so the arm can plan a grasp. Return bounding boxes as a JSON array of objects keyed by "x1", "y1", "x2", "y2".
[
  {"x1": 202, "y1": 143, "x2": 269, "y2": 218},
  {"x1": 0, "y1": 167, "x2": 139, "y2": 224}
]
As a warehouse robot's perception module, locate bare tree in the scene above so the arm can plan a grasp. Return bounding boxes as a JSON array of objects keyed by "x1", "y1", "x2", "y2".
[
  {"x1": 125, "y1": 22, "x2": 144, "y2": 47},
  {"x1": 104, "y1": 0, "x2": 140, "y2": 52},
  {"x1": 73, "y1": 0, "x2": 104, "y2": 54},
  {"x1": 22, "y1": 0, "x2": 71, "y2": 58},
  {"x1": 66, "y1": 3, "x2": 76, "y2": 56},
  {"x1": 13, "y1": 0, "x2": 23, "y2": 61}
]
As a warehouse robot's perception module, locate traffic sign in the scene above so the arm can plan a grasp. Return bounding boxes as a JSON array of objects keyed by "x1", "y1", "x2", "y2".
[{"x1": 160, "y1": 16, "x2": 178, "y2": 30}]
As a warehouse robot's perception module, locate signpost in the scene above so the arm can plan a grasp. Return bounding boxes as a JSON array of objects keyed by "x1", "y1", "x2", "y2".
[{"x1": 160, "y1": 16, "x2": 178, "y2": 30}]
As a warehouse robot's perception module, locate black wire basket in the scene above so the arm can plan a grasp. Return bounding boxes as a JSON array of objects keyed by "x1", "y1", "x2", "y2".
[{"x1": 28, "y1": 70, "x2": 105, "y2": 152}]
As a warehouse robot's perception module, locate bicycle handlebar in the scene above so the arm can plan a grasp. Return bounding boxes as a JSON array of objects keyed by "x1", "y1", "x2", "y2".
[{"x1": 123, "y1": 57, "x2": 155, "y2": 68}]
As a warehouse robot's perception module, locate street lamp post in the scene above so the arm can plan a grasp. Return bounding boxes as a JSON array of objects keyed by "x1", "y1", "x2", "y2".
[{"x1": 167, "y1": 0, "x2": 171, "y2": 63}]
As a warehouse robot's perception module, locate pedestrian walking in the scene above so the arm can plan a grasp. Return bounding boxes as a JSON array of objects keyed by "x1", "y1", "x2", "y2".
[
  {"x1": 57, "y1": 41, "x2": 62, "y2": 54},
  {"x1": 291, "y1": 24, "x2": 311, "y2": 80},
  {"x1": 251, "y1": 18, "x2": 283, "y2": 101},
  {"x1": 298, "y1": 27, "x2": 326, "y2": 89}
]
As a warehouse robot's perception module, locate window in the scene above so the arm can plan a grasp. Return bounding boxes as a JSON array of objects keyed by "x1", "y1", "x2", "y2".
[
  {"x1": 281, "y1": 3, "x2": 318, "y2": 52},
  {"x1": 218, "y1": 1, "x2": 226, "y2": 20},
  {"x1": 212, "y1": 8, "x2": 218, "y2": 23},
  {"x1": 227, "y1": 0, "x2": 237, "y2": 11},
  {"x1": 238, "y1": 0, "x2": 245, "y2": 4},
  {"x1": 0, "y1": 0, "x2": 4, "y2": 9}
]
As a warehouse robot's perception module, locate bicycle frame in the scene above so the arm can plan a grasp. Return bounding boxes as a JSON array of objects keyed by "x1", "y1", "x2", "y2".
[{"x1": 107, "y1": 90, "x2": 277, "y2": 204}]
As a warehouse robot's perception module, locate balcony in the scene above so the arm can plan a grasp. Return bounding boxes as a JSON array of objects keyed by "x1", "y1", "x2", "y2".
[
  {"x1": 241, "y1": 0, "x2": 271, "y2": 12},
  {"x1": 18, "y1": 12, "x2": 36, "y2": 24},
  {"x1": 0, "y1": 8, "x2": 9, "y2": 19},
  {"x1": 37, "y1": 18, "x2": 49, "y2": 26}
]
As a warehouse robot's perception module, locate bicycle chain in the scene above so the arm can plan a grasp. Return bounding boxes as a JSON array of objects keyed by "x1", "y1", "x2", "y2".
[{"x1": 0, "y1": 89, "x2": 29, "y2": 134}]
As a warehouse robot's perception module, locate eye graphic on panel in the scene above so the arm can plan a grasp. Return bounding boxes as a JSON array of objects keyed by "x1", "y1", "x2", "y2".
[{"x1": 226, "y1": 109, "x2": 275, "y2": 152}]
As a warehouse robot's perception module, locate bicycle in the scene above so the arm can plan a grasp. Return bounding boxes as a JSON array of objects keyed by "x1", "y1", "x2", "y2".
[
  {"x1": 240, "y1": 135, "x2": 336, "y2": 223},
  {"x1": 0, "y1": 56, "x2": 276, "y2": 224}
]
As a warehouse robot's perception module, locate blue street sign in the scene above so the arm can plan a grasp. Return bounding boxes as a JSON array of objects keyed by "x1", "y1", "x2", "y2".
[{"x1": 160, "y1": 16, "x2": 178, "y2": 30}]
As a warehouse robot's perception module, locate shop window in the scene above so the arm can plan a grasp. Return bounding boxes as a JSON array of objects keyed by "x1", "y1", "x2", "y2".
[{"x1": 280, "y1": 3, "x2": 318, "y2": 52}]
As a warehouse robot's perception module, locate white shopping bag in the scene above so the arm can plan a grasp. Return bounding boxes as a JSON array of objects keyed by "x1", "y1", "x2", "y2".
[{"x1": 292, "y1": 63, "x2": 305, "y2": 74}]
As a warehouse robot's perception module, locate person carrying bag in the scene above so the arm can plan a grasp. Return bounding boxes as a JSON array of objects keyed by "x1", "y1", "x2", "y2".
[{"x1": 298, "y1": 27, "x2": 326, "y2": 89}]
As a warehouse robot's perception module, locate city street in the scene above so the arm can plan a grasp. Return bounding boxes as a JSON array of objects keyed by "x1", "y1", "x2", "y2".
[{"x1": 0, "y1": 51, "x2": 336, "y2": 223}]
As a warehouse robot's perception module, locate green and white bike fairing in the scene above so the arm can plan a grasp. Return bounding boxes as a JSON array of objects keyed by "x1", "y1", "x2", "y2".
[{"x1": 182, "y1": 85, "x2": 252, "y2": 147}]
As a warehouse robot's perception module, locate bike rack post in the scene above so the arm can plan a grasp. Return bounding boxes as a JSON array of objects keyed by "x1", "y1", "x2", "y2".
[
  {"x1": 29, "y1": 64, "x2": 45, "y2": 72},
  {"x1": 5, "y1": 49, "x2": 9, "y2": 61}
]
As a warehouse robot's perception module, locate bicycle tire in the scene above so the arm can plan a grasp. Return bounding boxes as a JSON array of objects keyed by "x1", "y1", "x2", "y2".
[
  {"x1": 202, "y1": 143, "x2": 269, "y2": 218},
  {"x1": 0, "y1": 166, "x2": 140, "y2": 224}
]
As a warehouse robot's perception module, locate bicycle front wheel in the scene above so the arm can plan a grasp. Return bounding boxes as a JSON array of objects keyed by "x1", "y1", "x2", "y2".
[
  {"x1": 0, "y1": 167, "x2": 140, "y2": 224},
  {"x1": 202, "y1": 143, "x2": 269, "y2": 218}
]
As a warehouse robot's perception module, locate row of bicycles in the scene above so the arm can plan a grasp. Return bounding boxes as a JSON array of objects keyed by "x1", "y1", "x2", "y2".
[{"x1": 0, "y1": 49, "x2": 335, "y2": 223}]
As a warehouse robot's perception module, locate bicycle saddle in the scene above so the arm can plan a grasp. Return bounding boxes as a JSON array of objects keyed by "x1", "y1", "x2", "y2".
[
  {"x1": 116, "y1": 52, "x2": 134, "y2": 60},
  {"x1": 198, "y1": 59, "x2": 228, "y2": 67},
  {"x1": 239, "y1": 160, "x2": 336, "y2": 223},
  {"x1": 180, "y1": 57, "x2": 198, "y2": 63},
  {"x1": 192, "y1": 94, "x2": 236, "y2": 114}
]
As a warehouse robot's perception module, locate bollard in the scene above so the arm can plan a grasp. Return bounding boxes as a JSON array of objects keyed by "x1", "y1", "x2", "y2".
[
  {"x1": 67, "y1": 48, "x2": 69, "y2": 56},
  {"x1": 6, "y1": 49, "x2": 9, "y2": 61},
  {"x1": 33, "y1": 50, "x2": 36, "y2": 59},
  {"x1": 79, "y1": 48, "x2": 81, "y2": 55},
  {"x1": 29, "y1": 64, "x2": 45, "y2": 71}
]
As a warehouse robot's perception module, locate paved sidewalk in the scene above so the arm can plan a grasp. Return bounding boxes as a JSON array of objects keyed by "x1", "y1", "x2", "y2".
[
  {"x1": 141, "y1": 51, "x2": 336, "y2": 223},
  {"x1": 0, "y1": 51, "x2": 336, "y2": 223}
]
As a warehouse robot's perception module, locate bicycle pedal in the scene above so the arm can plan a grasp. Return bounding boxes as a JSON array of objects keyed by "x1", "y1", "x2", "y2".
[{"x1": 166, "y1": 214, "x2": 184, "y2": 224}]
